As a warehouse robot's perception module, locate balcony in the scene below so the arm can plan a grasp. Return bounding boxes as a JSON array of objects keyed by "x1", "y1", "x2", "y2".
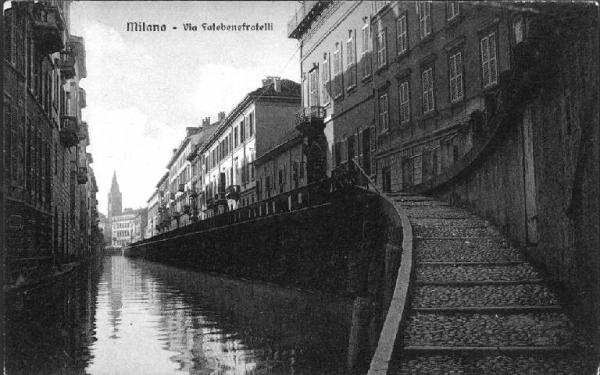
[
  {"x1": 59, "y1": 115, "x2": 79, "y2": 148},
  {"x1": 79, "y1": 88, "x2": 87, "y2": 108},
  {"x1": 295, "y1": 106, "x2": 326, "y2": 138},
  {"x1": 79, "y1": 121, "x2": 89, "y2": 141},
  {"x1": 59, "y1": 49, "x2": 76, "y2": 80},
  {"x1": 225, "y1": 185, "x2": 241, "y2": 200},
  {"x1": 77, "y1": 167, "x2": 88, "y2": 184},
  {"x1": 288, "y1": 1, "x2": 331, "y2": 39},
  {"x1": 32, "y1": 3, "x2": 65, "y2": 55}
]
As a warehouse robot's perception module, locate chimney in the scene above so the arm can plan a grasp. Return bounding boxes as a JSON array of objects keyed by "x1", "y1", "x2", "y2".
[
  {"x1": 172, "y1": 148, "x2": 177, "y2": 154},
  {"x1": 272, "y1": 76, "x2": 281, "y2": 92},
  {"x1": 218, "y1": 111, "x2": 226, "y2": 121},
  {"x1": 262, "y1": 76, "x2": 281, "y2": 92},
  {"x1": 202, "y1": 117, "x2": 210, "y2": 127}
]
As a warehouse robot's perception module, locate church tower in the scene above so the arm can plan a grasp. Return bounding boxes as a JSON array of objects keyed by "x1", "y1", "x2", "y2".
[{"x1": 107, "y1": 171, "x2": 122, "y2": 218}]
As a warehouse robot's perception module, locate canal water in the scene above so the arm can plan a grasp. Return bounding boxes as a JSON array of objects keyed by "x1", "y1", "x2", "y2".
[{"x1": 6, "y1": 255, "x2": 353, "y2": 374}]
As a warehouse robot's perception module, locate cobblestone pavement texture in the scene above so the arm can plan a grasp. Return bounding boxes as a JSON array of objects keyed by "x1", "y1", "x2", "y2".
[{"x1": 389, "y1": 195, "x2": 595, "y2": 374}]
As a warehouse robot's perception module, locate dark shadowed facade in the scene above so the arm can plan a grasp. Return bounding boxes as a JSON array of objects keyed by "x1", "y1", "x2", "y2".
[{"x1": 4, "y1": 1, "x2": 100, "y2": 282}]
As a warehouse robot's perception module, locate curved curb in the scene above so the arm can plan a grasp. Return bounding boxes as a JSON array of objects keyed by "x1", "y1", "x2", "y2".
[{"x1": 367, "y1": 193, "x2": 414, "y2": 375}]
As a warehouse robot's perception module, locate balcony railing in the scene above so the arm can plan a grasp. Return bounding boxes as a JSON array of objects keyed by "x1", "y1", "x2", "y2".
[
  {"x1": 77, "y1": 167, "x2": 88, "y2": 184},
  {"x1": 225, "y1": 185, "x2": 241, "y2": 200},
  {"x1": 59, "y1": 115, "x2": 79, "y2": 148},
  {"x1": 295, "y1": 106, "x2": 326, "y2": 137},
  {"x1": 79, "y1": 121, "x2": 89, "y2": 141},
  {"x1": 59, "y1": 49, "x2": 76, "y2": 80},
  {"x1": 32, "y1": 3, "x2": 65, "y2": 54},
  {"x1": 287, "y1": 1, "x2": 331, "y2": 39}
]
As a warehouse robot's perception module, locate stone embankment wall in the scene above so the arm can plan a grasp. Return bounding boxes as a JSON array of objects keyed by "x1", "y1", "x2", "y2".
[{"x1": 129, "y1": 186, "x2": 404, "y2": 373}]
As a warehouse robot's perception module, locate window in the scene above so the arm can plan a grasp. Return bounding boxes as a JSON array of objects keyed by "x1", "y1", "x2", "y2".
[
  {"x1": 399, "y1": 81, "x2": 410, "y2": 123},
  {"x1": 309, "y1": 67, "x2": 319, "y2": 106},
  {"x1": 378, "y1": 93, "x2": 389, "y2": 132},
  {"x1": 480, "y1": 31, "x2": 498, "y2": 88},
  {"x1": 376, "y1": 29, "x2": 387, "y2": 68},
  {"x1": 422, "y1": 67, "x2": 435, "y2": 113},
  {"x1": 321, "y1": 53, "x2": 330, "y2": 105},
  {"x1": 4, "y1": 9, "x2": 15, "y2": 65},
  {"x1": 513, "y1": 16, "x2": 524, "y2": 44},
  {"x1": 417, "y1": 2, "x2": 432, "y2": 39},
  {"x1": 347, "y1": 135, "x2": 356, "y2": 161},
  {"x1": 334, "y1": 142, "x2": 342, "y2": 167},
  {"x1": 361, "y1": 21, "x2": 372, "y2": 79},
  {"x1": 234, "y1": 126, "x2": 238, "y2": 147},
  {"x1": 447, "y1": 2, "x2": 460, "y2": 21},
  {"x1": 346, "y1": 31, "x2": 357, "y2": 88},
  {"x1": 249, "y1": 112, "x2": 254, "y2": 137},
  {"x1": 449, "y1": 51, "x2": 464, "y2": 102},
  {"x1": 413, "y1": 154, "x2": 423, "y2": 185},
  {"x1": 333, "y1": 44, "x2": 343, "y2": 98},
  {"x1": 397, "y1": 15, "x2": 408, "y2": 55},
  {"x1": 240, "y1": 120, "x2": 245, "y2": 142}
]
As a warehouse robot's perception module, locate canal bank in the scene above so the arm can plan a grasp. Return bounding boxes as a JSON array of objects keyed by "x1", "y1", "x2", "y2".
[
  {"x1": 128, "y1": 182, "x2": 408, "y2": 374},
  {"x1": 6, "y1": 255, "x2": 358, "y2": 374}
]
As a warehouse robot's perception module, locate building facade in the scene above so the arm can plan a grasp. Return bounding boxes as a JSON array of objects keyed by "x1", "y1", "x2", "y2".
[
  {"x1": 288, "y1": 1, "x2": 533, "y2": 192},
  {"x1": 289, "y1": 1, "x2": 378, "y2": 181},
  {"x1": 199, "y1": 77, "x2": 301, "y2": 217},
  {"x1": 370, "y1": 1, "x2": 520, "y2": 192},
  {"x1": 4, "y1": 0, "x2": 100, "y2": 280},
  {"x1": 110, "y1": 213, "x2": 136, "y2": 248}
]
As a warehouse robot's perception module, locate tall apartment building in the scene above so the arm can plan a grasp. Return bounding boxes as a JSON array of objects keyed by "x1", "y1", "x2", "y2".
[
  {"x1": 288, "y1": 1, "x2": 536, "y2": 191},
  {"x1": 289, "y1": 1, "x2": 377, "y2": 181},
  {"x1": 4, "y1": 0, "x2": 99, "y2": 278},
  {"x1": 369, "y1": 1, "x2": 523, "y2": 192},
  {"x1": 199, "y1": 77, "x2": 300, "y2": 217}
]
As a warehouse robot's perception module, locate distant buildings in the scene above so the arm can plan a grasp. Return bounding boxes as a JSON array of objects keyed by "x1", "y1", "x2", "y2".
[
  {"x1": 106, "y1": 172, "x2": 146, "y2": 248},
  {"x1": 146, "y1": 77, "x2": 301, "y2": 231},
  {"x1": 3, "y1": 0, "x2": 100, "y2": 281}
]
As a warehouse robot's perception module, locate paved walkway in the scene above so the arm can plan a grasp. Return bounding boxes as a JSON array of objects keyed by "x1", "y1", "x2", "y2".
[{"x1": 388, "y1": 194, "x2": 594, "y2": 375}]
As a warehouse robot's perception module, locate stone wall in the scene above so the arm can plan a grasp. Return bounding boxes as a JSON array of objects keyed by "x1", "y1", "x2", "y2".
[{"x1": 129, "y1": 184, "x2": 404, "y2": 373}]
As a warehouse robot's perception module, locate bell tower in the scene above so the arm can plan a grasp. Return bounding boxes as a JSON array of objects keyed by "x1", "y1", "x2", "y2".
[{"x1": 107, "y1": 171, "x2": 122, "y2": 218}]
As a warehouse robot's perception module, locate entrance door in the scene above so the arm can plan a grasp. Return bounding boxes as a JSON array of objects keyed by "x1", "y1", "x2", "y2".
[{"x1": 522, "y1": 106, "x2": 538, "y2": 244}]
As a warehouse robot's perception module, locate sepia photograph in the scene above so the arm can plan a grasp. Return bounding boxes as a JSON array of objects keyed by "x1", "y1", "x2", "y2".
[{"x1": 1, "y1": 1, "x2": 599, "y2": 374}]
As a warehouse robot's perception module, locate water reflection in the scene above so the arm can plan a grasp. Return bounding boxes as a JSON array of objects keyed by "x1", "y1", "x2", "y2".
[{"x1": 7, "y1": 256, "x2": 351, "y2": 374}]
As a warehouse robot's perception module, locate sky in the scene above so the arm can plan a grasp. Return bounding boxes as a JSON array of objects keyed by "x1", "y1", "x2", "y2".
[{"x1": 69, "y1": 1, "x2": 300, "y2": 214}]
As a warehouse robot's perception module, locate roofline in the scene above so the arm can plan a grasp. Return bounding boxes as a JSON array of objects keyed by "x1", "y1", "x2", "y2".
[
  {"x1": 200, "y1": 93, "x2": 300, "y2": 155},
  {"x1": 156, "y1": 171, "x2": 169, "y2": 188},
  {"x1": 165, "y1": 135, "x2": 193, "y2": 169}
]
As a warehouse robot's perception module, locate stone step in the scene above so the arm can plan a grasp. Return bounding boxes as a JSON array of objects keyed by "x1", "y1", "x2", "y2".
[
  {"x1": 395, "y1": 201, "x2": 450, "y2": 207},
  {"x1": 415, "y1": 263, "x2": 540, "y2": 283},
  {"x1": 412, "y1": 224, "x2": 501, "y2": 238},
  {"x1": 418, "y1": 261, "x2": 525, "y2": 266},
  {"x1": 415, "y1": 279, "x2": 544, "y2": 286},
  {"x1": 393, "y1": 352, "x2": 591, "y2": 375},
  {"x1": 404, "y1": 210, "x2": 477, "y2": 219},
  {"x1": 409, "y1": 217, "x2": 489, "y2": 228},
  {"x1": 402, "y1": 312, "x2": 576, "y2": 347},
  {"x1": 415, "y1": 240, "x2": 522, "y2": 263},
  {"x1": 387, "y1": 194, "x2": 433, "y2": 201},
  {"x1": 413, "y1": 305, "x2": 562, "y2": 313},
  {"x1": 412, "y1": 284, "x2": 560, "y2": 308}
]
